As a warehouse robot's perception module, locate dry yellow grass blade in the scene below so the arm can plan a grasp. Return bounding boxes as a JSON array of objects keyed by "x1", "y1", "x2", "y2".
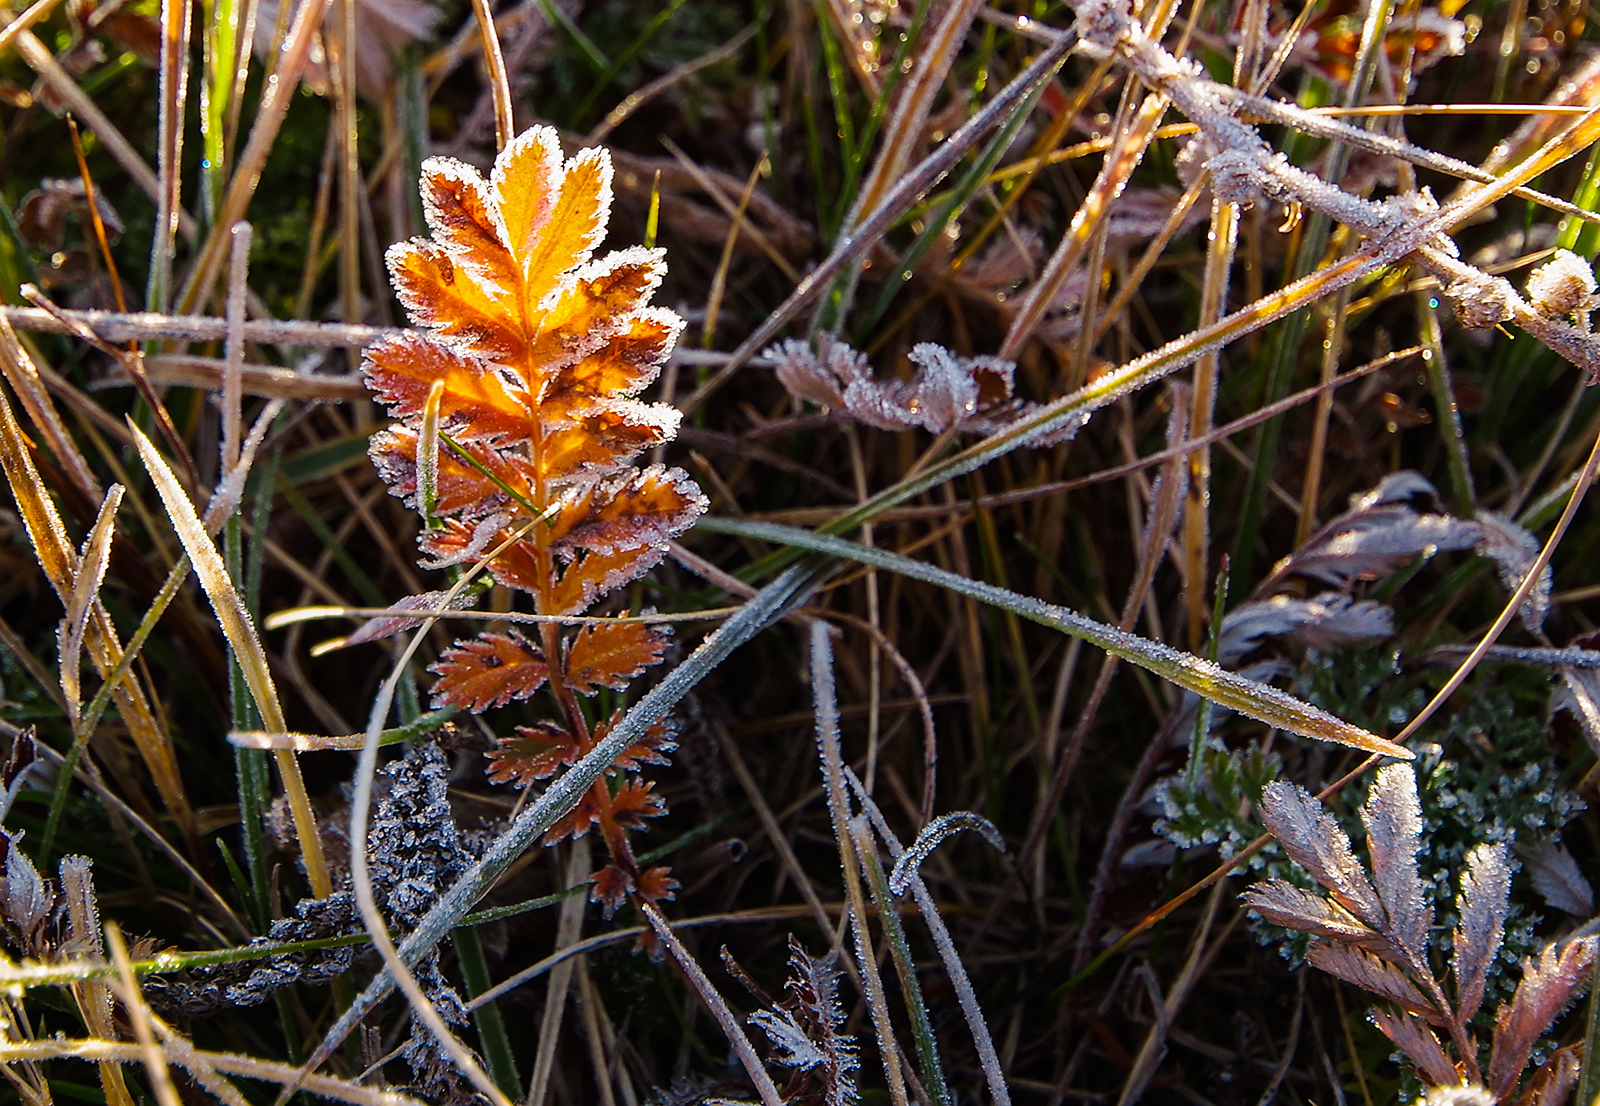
[
  {"x1": 58, "y1": 484, "x2": 124, "y2": 728},
  {"x1": 0, "y1": 311, "x2": 100, "y2": 503},
  {"x1": 129, "y1": 425, "x2": 333, "y2": 899},
  {"x1": 0, "y1": 382, "x2": 192, "y2": 833},
  {"x1": 0, "y1": 1040, "x2": 424, "y2": 1105}
]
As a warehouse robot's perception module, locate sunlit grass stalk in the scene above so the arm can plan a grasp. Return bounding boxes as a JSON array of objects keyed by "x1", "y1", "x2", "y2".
[{"x1": 131, "y1": 426, "x2": 333, "y2": 899}]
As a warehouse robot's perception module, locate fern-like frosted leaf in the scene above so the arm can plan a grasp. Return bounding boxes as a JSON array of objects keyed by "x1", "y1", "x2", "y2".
[
  {"x1": 1260, "y1": 780, "x2": 1384, "y2": 927},
  {"x1": 1239, "y1": 879, "x2": 1386, "y2": 948},
  {"x1": 1306, "y1": 943, "x2": 1437, "y2": 1018},
  {"x1": 485, "y1": 722, "x2": 580, "y2": 786},
  {"x1": 1362, "y1": 764, "x2": 1430, "y2": 967},
  {"x1": 362, "y1": 333, "x2": 527, "y2": 442},
  {"x1": 430, "y1": 631, "x2": 549, "y2": 712},
  {"x1": 564, "y1": 622, "x2": 669, "y2": 696},
  {"x1": 1488, "y1": 937, "x2": 1598, "y2": 1099},
  {"x1": 1455, "y1": 842, "x2": 1512, "y2": 1025},
  {"x1": 1371, "y1": 1010, "x2": 1459, "y2": 1087},
  {"x1": 547, "y1": 464, "x2": 708, "y2": 556}
]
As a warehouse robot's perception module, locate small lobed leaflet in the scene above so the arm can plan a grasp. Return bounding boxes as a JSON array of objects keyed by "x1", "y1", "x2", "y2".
[{"x1": 363, "y1": 125, "x2": 707, "y2": 921}]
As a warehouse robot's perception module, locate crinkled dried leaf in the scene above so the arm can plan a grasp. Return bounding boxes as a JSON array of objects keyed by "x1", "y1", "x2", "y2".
[
  {"x1": 1371, "y1": 1009, "x2": 1459, "y2": 1087},
  {"x1": 1517, "y1": 841, "x2": 1594, "y2": 918},
  {"x1": 751, "y1": 1008, "x2": 828, "y2": 1070},
  {"x1": 337, "y1": 590, "x2": 479, "y2": 649},
  {"x1": 564, "y1": 621, "x2": 669, "y2": 696},
  {"x1": 485, "y1": 722, "x2": 579, "y2": 786},
  {"x1": 1363, "y1": 764, "x2": 1430, "y2": 968},
  {"x1": 1489, "y1": 937, "x2": 1599, "y2": 1098},
  {"x1": 1554, "y1": 665, "x2": 1600, "y2": 757},
  {"x1": 1472, "y1": 511, "x2": 1551, "y2": 633},
  {"x1": 429, "y1": 632, "x2": 549, "y2": 712},
  {"x1": 1455, "y1": 842, "x2": 1512, "y2": 1025},
  {"x1": 1260, "y1": 780, "x2": 1384, "y2": 927},
  {"x1": 1239, "y1": 879, "x2": 1386, "y2": 948},
  {"x1": 0, "y1": 830, "x2": 52, "y2": 955},
  {"x1": 1218, "y1": 593, "x2": 1393, "y2": 666},
  {"x1": 1307, "y1": 943, "x2": 1437, "y2": 1018}
]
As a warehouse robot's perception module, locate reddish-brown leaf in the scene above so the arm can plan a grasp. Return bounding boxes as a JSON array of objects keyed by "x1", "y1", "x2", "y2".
[
  {"x1": 1489, "y1": 937, "x2": 1598, "y2": 1098},
  {"x1": 1370, "y1": 1010, "x2": 1459, "y2": 1087},
  {"x1": 430, "y1": 631, "x2": 549, "y2": 712},
  {"x1": 362, "y1": 332, "x2": 527, "y2": 443},
  {"x1": 591, "y1": 709, "x2": 676, "y2": 773},
  {"x1": 606, "y1": 778, "x2": 666, "y2": 829},
  {"x1": 590, "y1": 863, "x2": 633, "y2": 916},
  {"x1": 1363, "y1": 764, "x2": 1430, "y2": 969},
  {"x1": 1260, "y1": 780, "x2": 1385, "y2": 928},
  {"x1": 1239, "y1": 879, "x2": 1386, "y2": 949},
  {"x1": 1455, "y1": 842, "x2": 1512, "y2": 1026},
  {"x1": 636, "y1": 865, "x2": 677, "y2": 905},
  {"x1": 1306, "y1": 944, "x2": 1437, "y2": 1019},
  {"x1": 546, "y1": 464, "x2": 708, "y2": 556},
  {"x1": 564, "y1": 622, "x2": 669, "y2": 696},
  {"x1": 485, "y1": 722, "x2": 580, "y2": 787},
  {"x1": 544, "y1": 791, "x2": 604, "y2": 845}
]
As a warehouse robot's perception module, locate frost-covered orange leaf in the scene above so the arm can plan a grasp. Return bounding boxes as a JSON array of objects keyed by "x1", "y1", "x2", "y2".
[
  {"x1": 418, "y1": 157, "x2": 519, "y2": 299},
  {"x1": 590, "y1": 863, "x2": 634, "y2": 916},
  {"x1": 548, "y1": 546, "x2": 668, "y2": 614},
  {"x1": 362, "y1": 333, "x2": 528, "y2": 442},
  {"x1": 547, "y1": 464, "x2": 708, "y2": 555},
  {"x1": 565, "y1": 622, "x2": 670, "y2": 696},
  {"x1": 485, "y1": 722, "x2": 580, "y2": 786},
  {"x1": 430, "y1": 631, "x2": 549, "y2": 712},
  {"x1": 540, "y1": 402, "x2": 681, "y2": 479},
  {"x1": 371, "y1": 427, "x2": 532, "y2": 516},
  {"x1": 506, "y1": 140, "x2": 612, "y2": 292},
  {"x1": 386, "y1": 240, "x2": 526, "y2": 364},
  {"x1": 489, "y1": 127, "x2": 563, "y2": 277},
  {"x1": 542, "y1": 310, "x2": 680, "y2": 408}
]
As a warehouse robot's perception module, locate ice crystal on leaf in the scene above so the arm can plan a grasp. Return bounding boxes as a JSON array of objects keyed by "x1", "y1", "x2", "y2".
[{"x1": 364, "y1": 125, "x2": 706, "y2": 921}]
